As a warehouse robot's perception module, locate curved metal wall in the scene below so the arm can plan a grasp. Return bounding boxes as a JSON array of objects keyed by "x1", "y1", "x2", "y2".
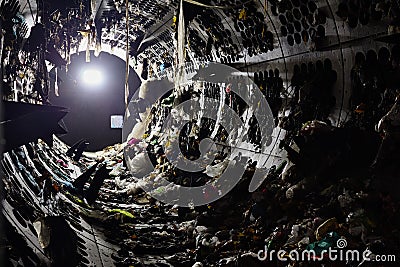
[{"x1": 244, "y1": 0, "x2": 390, "y2": 124}]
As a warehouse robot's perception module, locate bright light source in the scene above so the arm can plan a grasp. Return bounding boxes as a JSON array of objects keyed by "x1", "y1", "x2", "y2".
[{"x1": 82, "y1": 69, "x2": 103, "y2": 85}]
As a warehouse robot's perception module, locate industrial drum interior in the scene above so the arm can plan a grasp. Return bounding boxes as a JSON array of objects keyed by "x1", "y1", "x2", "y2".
[{"x1": 1, "y1": 0, "x2": 400, "y2": 266}]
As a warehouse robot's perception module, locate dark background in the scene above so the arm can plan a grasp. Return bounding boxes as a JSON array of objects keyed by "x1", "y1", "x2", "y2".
[{"x1": 49, "y1": 51, "x2": 141, "y2": 151}]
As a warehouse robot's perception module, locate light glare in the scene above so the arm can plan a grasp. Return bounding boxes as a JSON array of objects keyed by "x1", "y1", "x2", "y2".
[{"x1": 83, "y1": 69, "x2": 103, "y2": 85}]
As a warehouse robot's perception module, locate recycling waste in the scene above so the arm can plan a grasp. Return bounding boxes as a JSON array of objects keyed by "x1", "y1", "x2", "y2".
[
  {"x1": 2, "y1": 128, "x2": 400, "y2": 266},
  {"x1": 2, "y1": 74, "x2": 400, "y2": 267}
]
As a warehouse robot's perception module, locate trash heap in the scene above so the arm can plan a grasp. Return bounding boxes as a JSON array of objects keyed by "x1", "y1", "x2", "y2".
[
  {"x1": 2, "y1": 117, "x2": 400, "y2": 266},
  {"x1": 3, "y1": 80, "x2": 400, "y2": 266},
  {"x1": 77, "y1": 121, "x2": 400, "y2": 266},
  {"x1": 3, "y1": 72, "x2": 400, "y2": 267}
]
